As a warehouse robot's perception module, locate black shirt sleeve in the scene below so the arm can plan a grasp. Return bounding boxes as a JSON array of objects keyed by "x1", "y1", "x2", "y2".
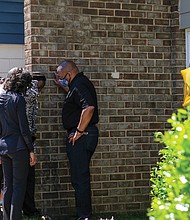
[{"x1": 17, "y1": 96, "x2": 34, "y2": 152}]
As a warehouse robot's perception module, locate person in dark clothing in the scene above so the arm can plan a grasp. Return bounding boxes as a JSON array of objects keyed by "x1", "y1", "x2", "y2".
[
  {"x1": 0, "y1": 77, "x2": 6, "y2": 206},
  {"x1": 0, "y1": 67, "x2": 37, "y2": 220},
  {"x1": 23, "y1": 73, "x2": 46, "y2": 218},
  {"x1": 54, "y1": 60, "x2": 99, "y2": 220}
]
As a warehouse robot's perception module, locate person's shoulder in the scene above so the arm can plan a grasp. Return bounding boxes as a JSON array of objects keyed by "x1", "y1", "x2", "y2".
[
  {"x1": 75, "y1": 72, "x2": 90, "y2": 84},
  {"x1": 2, "y1": 91, "x2": 24, "y2": 105},
  {"x1": 14, "y1": 93, "x2": 26, "y2": 104}
]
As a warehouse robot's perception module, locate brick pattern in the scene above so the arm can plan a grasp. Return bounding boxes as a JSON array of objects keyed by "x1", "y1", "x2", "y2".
[{"x1": 24, "y1": 0, "x2": 185, "y2": 218}]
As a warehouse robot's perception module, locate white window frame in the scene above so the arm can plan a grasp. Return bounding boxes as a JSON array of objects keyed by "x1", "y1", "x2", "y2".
[{"x1": 186, "y1": 28, "x2": 190, "y2": 67}]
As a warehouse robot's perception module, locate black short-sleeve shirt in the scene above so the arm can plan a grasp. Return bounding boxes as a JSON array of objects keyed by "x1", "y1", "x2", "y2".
[{"x1": 62, "y1": 72, "x2": 99, "y2": 130}]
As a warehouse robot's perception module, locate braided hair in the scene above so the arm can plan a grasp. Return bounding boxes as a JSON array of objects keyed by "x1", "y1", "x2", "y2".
[{"x1": 4, "y1": 67, "x2": 32, "y2": 95}]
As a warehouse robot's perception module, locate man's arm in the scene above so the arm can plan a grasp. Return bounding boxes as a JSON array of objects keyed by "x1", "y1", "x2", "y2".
[
  {"x1": 70, "y1": 106, "x2": 94, "y2": 145},
  {"x1": 77, "y1": 106, "x2": 94, "y2": 132}
]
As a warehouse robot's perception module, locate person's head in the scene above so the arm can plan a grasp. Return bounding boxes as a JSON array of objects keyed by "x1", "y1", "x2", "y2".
[
  {"x1": 0, "y1": 77, "x2": 5, "y2": 84},
  {"x1": 32, "y1": 72, "x2": 46, "y2": 92},
  {"x1": 56, "y1": 60, "x2": 79, "y2": 84},
  {"x1": 5, "y1": 67, "x2": 32, "y2": 95}
]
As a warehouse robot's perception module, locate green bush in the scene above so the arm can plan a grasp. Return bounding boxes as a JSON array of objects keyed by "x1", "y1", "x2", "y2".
[{"x1": 148, "y1": 107, "x2": 190, "y2": 220}]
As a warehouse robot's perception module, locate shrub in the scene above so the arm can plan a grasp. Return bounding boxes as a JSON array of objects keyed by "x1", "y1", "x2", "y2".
[{"x1": 148, "y1": 107, "x2": 190, "y2": 219}]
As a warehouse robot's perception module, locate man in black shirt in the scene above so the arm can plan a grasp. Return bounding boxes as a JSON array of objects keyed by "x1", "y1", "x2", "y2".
[{"x1": 55, "y1": 60, "x2": 99, "y2": 220}]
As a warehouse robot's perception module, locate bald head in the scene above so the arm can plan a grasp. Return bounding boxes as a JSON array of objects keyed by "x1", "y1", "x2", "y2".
[
  {"x1": 58, "y1": 60, "x2": 78, "y2": 72},
  {"x1": 56, "y1": 60, "x2": 79, "y2": 83}
]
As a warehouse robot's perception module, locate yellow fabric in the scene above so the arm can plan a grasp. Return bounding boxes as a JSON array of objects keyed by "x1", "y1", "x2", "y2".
[{"x1": 181, "y1": 67, "x2": 190, "y2": 106}]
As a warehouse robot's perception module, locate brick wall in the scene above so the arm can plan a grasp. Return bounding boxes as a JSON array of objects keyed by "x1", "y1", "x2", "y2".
[{"x1": 24, "y1": 0, "x2": 185, "y2": 218}]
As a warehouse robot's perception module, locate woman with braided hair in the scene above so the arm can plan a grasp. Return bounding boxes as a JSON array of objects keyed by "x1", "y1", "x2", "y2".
[
  {"x1": 0, "y1": 67, "x2": 37, "y2": 220},
  {"x1": 23, "y1": 72, "x2": 46, "y2": 219}
]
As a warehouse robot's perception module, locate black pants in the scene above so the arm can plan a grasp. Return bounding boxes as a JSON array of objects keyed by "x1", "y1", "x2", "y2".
[
  {"x1": 66, "y1": 125, "x2": 99, "y2": 218},
  {"x1": 22, "y1": 165, "x2": 39, "y2": 216},
  {"x1": 1, "y1": 150, "x2": 29, "y2": 220}
]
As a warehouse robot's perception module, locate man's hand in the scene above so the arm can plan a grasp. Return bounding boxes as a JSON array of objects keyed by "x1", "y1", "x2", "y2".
[
  {"x1": 30, "y1": 152, "x2": 37, "y2": 166},
  {"x1": 69, "y1": 131, "x2": 88, "y2": 146},
  {"x1": 53, "y1": 73, "x2": 69, "y2": 92},
  {"x1": 53, "y1": 73, "x2": 63, "y2": 88},
  {"x1": 69, "y1": 131, "x2": 83, "y2": 146}
]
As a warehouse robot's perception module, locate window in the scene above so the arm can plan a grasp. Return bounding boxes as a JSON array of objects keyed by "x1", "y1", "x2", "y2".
[
  {"x1": 186, "y1": 29, "x2": 190, "y2": 67},
  {"x1": 0, "y1": 0, "x2": 24, "y2": 44}
]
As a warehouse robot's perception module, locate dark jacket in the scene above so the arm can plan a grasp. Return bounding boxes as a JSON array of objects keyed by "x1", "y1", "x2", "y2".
[{"x1": 0, "y1": 91, "x2": 33, "y2": 154}]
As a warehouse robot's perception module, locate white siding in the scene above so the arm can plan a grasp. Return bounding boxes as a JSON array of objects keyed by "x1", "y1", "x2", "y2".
[
  {"x1": 179, "y1": 0, "x2": 190, "y2": 29},
  {"x1": 0, "y1": 44, "x2": 25, "y2": 77}
]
